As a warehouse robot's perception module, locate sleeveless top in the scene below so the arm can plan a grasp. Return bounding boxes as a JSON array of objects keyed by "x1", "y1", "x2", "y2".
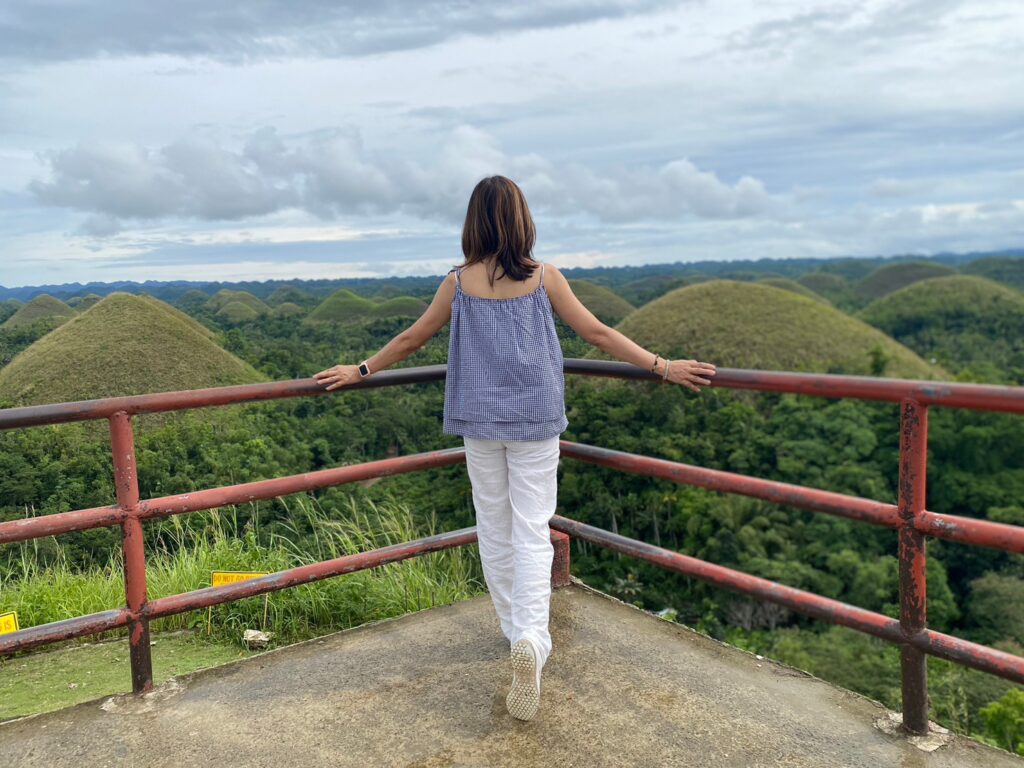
[{"x1": 442, "y1": 262, "x2": 569, "y2": 441}]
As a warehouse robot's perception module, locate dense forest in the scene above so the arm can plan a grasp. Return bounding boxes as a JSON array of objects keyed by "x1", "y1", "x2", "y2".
[{"x1": 1, "y1": 252, "x2": 1023, "y2": 752}]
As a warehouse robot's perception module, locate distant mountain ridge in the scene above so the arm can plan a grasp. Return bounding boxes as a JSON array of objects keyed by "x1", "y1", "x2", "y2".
[{"x1": 3, "y1": 248, "x2": 1021, "y2": 303}]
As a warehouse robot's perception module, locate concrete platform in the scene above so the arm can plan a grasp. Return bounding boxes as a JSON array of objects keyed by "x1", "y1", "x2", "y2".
[{"x1": 1, "y1": 580, "x2": 1018, "y2": 767}]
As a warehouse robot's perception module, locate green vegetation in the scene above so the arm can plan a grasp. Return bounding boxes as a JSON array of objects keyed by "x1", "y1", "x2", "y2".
[
  {"x1": 217, "y1": 300, "x2": 261, "y2": 323},
  {"x1": 855, "y1": 260, "x2": 958, "y2": 301},
  {"x1": 1, "y1": 294, "x2": 76, "y2": 329},
  {"x1": 0, "y1": 298, "x2": 21, "y2": 324},
  {"x1": 67, "y1": 293, "x2": 101, "y2": 311},
  {"x1": 1, "y1": 255, "x2": 1022, "y2": 742},
  {"x1": 266, "y1": 285, "x2": 313, "y2": 306},
  {"x1": 591, "y1": 280, "x2": 936, "y2": 377},
  {"x1": 860, "y1": 276, "x2": 1024, "y2": 383},
  {"x1": 273, "y1": 301, "x2": 306, "y2": 318},
  {"x1": 964, "y1": 257, "x2": 1024, "y2": 291},
  {"x1": 373, "y1": 296, "x2": 429, "y2": 319},
  {"x1": 205, "y1": 289, "x2": 270, "y2": 316},
  {"x1": 305, "y1": 289, "x2": 426, "y2": 325},
  {"x1": 756, "y1": 277, "x2": 829, "y2": 303},
  {"x1": 0, "y1": 292, "x2": 265, "y2": 406},
  {"x1": 567, "y1": 279, "x2": 635, "y2": 324},
  {"x1": 0, "y1": 632, "x2": 249, "y2": 720},
  {"x1": 306, "y1": 288, "x2": 377, "y2": 324}
]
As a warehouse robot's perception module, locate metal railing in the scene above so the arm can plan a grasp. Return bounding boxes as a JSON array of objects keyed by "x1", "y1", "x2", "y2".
[{"x1": 1, "y1": 359, "x2": 1023, "y2": 735}]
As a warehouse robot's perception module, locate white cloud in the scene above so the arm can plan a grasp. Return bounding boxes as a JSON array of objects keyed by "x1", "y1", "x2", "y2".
[{"x1": 29, "y1": 125, "x2": 778, "y2": 230}]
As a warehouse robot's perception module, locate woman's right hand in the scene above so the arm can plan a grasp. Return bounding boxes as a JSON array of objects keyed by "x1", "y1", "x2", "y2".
[{"x1": 664, "y1": 359, "x2": 717, "y2": 393}]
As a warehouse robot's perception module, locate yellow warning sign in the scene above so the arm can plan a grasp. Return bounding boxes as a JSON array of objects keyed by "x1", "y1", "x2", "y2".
[
  {"x1": 211, "y1": 571, "x2": 268, "y2": 587},
  {"x1": 0, "y1": 611, "x2": 19, "y2": 634}
]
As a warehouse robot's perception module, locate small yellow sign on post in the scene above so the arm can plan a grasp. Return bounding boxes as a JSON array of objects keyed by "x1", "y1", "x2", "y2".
[
  {"x1": 207, "y1": 571, "x2": 271, "y2": 635},
  {"x1": 0, "y1": 611, "x2": 20, "y2": 634}
]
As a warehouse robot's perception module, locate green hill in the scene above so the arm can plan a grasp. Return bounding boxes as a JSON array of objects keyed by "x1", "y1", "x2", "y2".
[
  {"x1": 756, "y1": 278, "x2": 829, "y2": 304},
  {"x1": 963, "y1": 256, "x2": 1024, "y2": 291},
  {"x1": 860, "y1": 275, "x2": 1024, "y2": 383},
  {"x1": 273, "y1": 302, "x2": 306, "y2": 318},
  {"x1": 855, "y1": 261, "x2": 957, "y2": 301},
  {"x1": 205, "y1": 289, "x2": 270, "y2": 316},
  {"x1": 67, "y1": 294, "x2": 102, "y2": 311},
  {"x1": 0, "y1": 299, "x2": 21, "y2": 324},
  {"x1": 373, "y1": 296, "x2": 428, "y2": 319},
  {"x1": 216, "y1": 301, "x2": 260, "y2": 323},
  {"x1": 2, "y1": 295, "x2": 77, "y2": 329},
  {"x1": 266, "y1": 285, "x2": 312, "y2": 306},
  {"x1": 305, "y1": 289, "x2": 380, "y2": 325},
  {"x1": 175, "y1": 289, "x2": 211, "y2": 313},
  {"x1": 0, "y1": 293, "x2": 266, "y2": 407},
  {"x1": 617, "y1": 275, "x2": 691, "y2": 306},
  {"x1": 587, "y1": 280, "x2": 936, "y2": 378},
  {"x1": 567, "y1": 280, "x2": 635, "y2": 324}
]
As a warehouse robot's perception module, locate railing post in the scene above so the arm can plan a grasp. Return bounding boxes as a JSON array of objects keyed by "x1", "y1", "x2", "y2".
[
  {"x1": 550, "y1": 529, "x2": 571, "y2": 588},
  {"x1": 110, "y1": 411, "x2": 153, "y2": 694},
  {"x1": 898, "y1": 399, "x2": 929, "y2": 734}
]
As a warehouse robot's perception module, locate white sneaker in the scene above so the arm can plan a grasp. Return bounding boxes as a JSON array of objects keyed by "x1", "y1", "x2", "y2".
[{"x1": 507, "y1": 638, "x2": 542, "y2": 721}]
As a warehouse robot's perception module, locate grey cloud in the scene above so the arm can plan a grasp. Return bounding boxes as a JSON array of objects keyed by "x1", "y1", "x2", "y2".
[
  {"x1": 29, "y1": 124, "x2": 778, "y2": 231},
  {"x1": 0, "y1": 1, "x2": 681, "y2": 63}
]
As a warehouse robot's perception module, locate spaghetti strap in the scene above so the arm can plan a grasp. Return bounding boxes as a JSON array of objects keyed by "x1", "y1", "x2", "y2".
[
  {"x1": 450, "y1": 267, "x2": 462, "y2": 288},
  {"x1": 539, "y1": 263, "x2": 545, "y2": 288}
]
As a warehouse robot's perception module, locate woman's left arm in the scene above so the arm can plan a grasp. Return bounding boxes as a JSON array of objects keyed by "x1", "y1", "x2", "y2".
[{"x1": 314, "y1": 272, "x2": 457, "y2": 391}]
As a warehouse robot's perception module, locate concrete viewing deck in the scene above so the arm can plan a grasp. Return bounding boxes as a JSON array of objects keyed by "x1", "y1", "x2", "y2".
[{"x1": 1, "y1": 580, "x2": 1017, "y2": 767}]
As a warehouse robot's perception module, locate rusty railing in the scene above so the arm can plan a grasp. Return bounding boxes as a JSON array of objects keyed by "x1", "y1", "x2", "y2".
[{"x1": 1, "y1": 359, "x2": 1023, "y2": 736}]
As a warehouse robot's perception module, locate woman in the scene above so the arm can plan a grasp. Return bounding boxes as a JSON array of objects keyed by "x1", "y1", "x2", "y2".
[{"x1": 314, "y1": 175, "x2": 717, "y2": 722}]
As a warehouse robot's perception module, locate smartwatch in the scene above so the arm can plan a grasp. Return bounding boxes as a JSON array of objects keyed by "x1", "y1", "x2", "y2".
[{"x1": 358, "y1": 360, "x2": 371, "y2": 378}]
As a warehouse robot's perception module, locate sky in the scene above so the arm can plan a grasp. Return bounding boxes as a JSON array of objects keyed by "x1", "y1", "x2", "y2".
[{"x1": 1, "y1": 0, "x2": 1022, "y2": 288}]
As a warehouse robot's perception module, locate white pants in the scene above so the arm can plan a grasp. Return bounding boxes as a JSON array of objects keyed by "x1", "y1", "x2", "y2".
[{"x1": 463, "y1": 434, "x2": 560, "y2": 671}]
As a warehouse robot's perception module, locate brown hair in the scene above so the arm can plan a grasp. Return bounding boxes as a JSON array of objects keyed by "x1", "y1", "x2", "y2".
[{"x1": 459, "y1": 176, "x2": 537, "y2": 287}]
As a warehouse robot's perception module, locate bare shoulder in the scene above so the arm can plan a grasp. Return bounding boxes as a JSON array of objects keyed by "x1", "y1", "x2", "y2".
[{"x1": 542, "y1": 262, "x2": 567, "y2": 289}]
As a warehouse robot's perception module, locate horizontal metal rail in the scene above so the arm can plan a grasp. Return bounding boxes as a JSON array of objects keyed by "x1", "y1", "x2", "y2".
[
  {"x1": 1, "y1": 358, "x2": 1022, "y2": 736},
  {"x1": 549, "y1": 515, "x2": 1024, "y2": 684},
  {"x1": 0, "y1": 526, "x2": 479, "y2": 656},
  {"x1": 1, "y1": 360, "x2": 1022, "y2": 430}
]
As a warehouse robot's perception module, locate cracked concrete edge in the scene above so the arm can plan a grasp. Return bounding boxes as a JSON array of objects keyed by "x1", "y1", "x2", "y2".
[
  {"x1": 563, "y1": 575, "x2": 1007, "y2": 756},
  {"x1": 0, "y1": 591, "x2": 495, "y2": 730}
]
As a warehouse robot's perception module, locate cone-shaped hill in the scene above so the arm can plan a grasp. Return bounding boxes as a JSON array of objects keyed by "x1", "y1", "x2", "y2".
[
  {"x1": 860, "y1": 276, "x2": 1024, "y2": 380},
  {"x1": 68, "y1": 293, "x2": 102, "y2": 311},
  {"x1": 855, "y1": 261, "x2": 957, "y2": 301},
  {"x1": 0, "y1": 292, "x2": 266, "y2": 407},
  {"x1": 205, "y1": 289, "x2": 270, "y2": 315},
  {"x1": 586, "y1": 280, "x2": 937, "y2": 378},
  {"x1": 568, "y1": 280, "x2": 635, "y2": 324},
  {"x1": 305, "y1": 289, "x2": 426, "y2": 325},
  {"x1": 2, "y1": 294, "x2": 76, "y2": 329},
  {"x1": 266, "y1": 285, "x2": 313, "y2": 306}
]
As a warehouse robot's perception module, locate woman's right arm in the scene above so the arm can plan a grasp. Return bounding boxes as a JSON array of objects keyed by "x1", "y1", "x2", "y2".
[{"x1": 544, "y1": 264, "x2": 717, "y2": 393}]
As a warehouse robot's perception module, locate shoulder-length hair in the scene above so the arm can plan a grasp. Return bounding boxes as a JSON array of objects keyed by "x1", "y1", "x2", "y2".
[{"x1": 459, "y1": 176, "x2": 537, "y2": 286}]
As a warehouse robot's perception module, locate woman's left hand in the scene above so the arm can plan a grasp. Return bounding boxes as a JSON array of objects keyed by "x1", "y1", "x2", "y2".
[{"x1": 313, "y1": 364, "x2": 361, "y2": 391}]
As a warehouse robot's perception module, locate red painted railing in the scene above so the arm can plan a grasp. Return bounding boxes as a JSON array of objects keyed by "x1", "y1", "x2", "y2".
[{"x1": 1, "y1": 359, "x2": 1023, "y2": 736}]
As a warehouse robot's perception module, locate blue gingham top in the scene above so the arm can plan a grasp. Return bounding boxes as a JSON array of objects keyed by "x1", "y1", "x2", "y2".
[{"x1": 442, "y1": 262, "x2": 569, "y2": 441}]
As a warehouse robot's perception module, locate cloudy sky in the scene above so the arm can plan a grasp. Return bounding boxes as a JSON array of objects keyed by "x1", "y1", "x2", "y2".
[{"x1": 1, "y1": 0, "x2": 1022, "y2": 288}]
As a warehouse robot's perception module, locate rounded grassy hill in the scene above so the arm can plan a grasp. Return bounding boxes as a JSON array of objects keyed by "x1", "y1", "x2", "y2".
[
  {"x1": 373, "y1": 296, "x2": 428, "y2": 319},
  {"x1": 586, "y1": 280, "x2": 936, "y2": 378},
  {"x1": 860, "y1": 275, "x2": 1024, "y2": 382},
  {"x1": 0, "y1": 293, "x2": 266, "y2": 406},
  {"x1": 568, "y1": 280, "x2": 635, "y2": 324},
  {"x1": 205, "y1": 289, "x2": 270, "y2": 316},
  {"x1": 2, "y1": 295, "x2": 77, "y2": 329},
  {"x1": 855, "y1": 261, "x2": 957, "y2": 301},
  {"x1": 963, "y1": 256, "x2": 1024, "y2": 291},
  {"x1": 305, "y1": 289, "x2": 376, "y2": 325},
  {"x1": 266, "y1": 285, "x2": 313, "y2": 306}
]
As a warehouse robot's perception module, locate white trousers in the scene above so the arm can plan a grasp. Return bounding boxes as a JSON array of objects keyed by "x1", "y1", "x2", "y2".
[{"x1": 463, "y1": 434, "x2": 560, "y2": 671}]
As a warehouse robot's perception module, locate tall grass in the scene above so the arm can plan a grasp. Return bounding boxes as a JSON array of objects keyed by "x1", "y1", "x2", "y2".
[{"x1": 0, "y1": 495, "x2": 484, "y2": 647}]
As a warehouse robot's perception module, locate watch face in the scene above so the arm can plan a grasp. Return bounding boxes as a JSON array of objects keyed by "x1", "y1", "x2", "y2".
[{"x1": 359, "y1": 363, "x2": 370, "y2": 376}]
